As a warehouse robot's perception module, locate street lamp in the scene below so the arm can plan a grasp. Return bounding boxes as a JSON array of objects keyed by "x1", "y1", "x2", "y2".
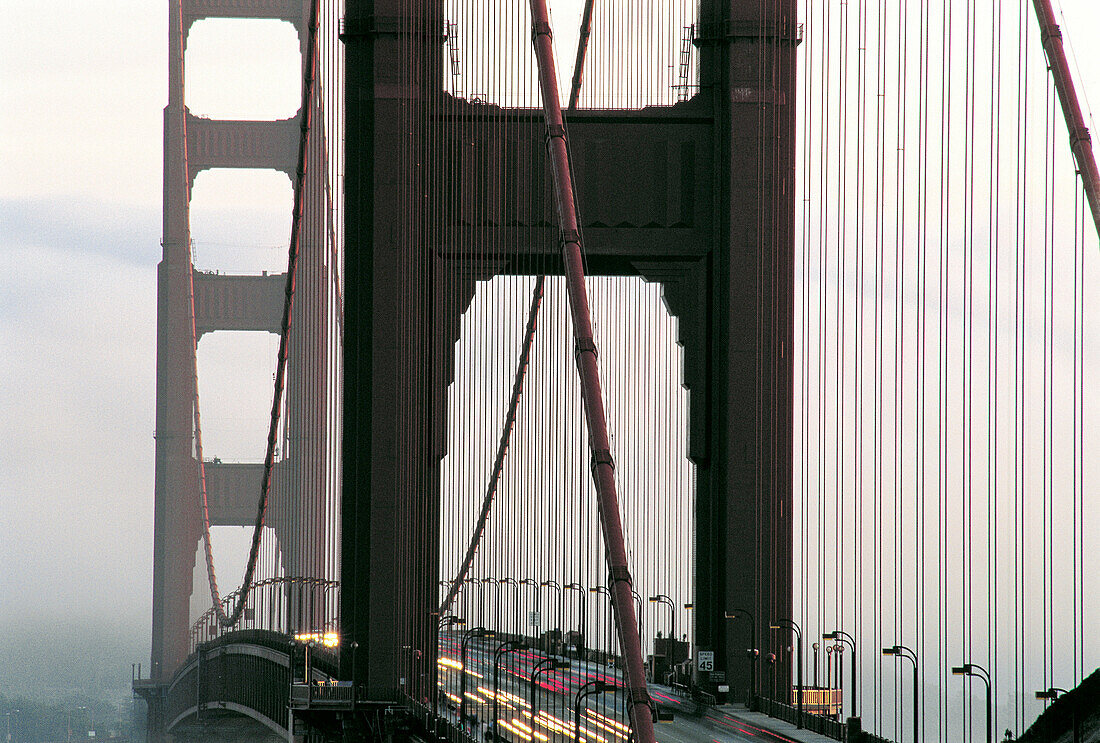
[
  {"x1": 481, "y1": 578, "x2": 501, "y2": 632},
  {"x1": 464, "y1": 577, "x2": 482, "y2": 627},
  {"x1": 833, "y1": 643, "x2": 845, "y2": 716},
  {"x1": 460, "y1": 626, "x2": 493, "y2": 726},
  {"x1": 564, "y1": 583, "x2": 588, "y2": 661},
  {"x1": 682, "y1": 603, "x2": 693, "y2": 677},
  {"x1": 440, "y1": 614, "x2": 465, "y2": 630},
  {"x1": 725, "y1": 608, "x2": 759, "y2": 706},
  {"x1": 501, "y1": 577, "x2": 520, "y2": 631},
  {"x1": 824, "y1": 629, "x2": 858, "y2": 718},
  {"x1": 771, "y1": 619, "x2": 804, "y2": 728},
  {"x1": 883, "y1": 645, "x2": 918, "y2": 743},
  {"x1": 952, "y1": 663, "x2": 992, "y2": 743},
  {"x1": 649, "y1": 595, "x2": 676, "y2": 649},
  {"x1": 765, "y1": 652, "x2": 777, "y2": 708},
  {"x1": 520, "y1": 578, "x2": 542, "y2": 639},
  {"x1": 541, "y1": 580, "x2": 563, "y2": 637},
  {"x1": 493, "y1": 640, "x2": 527, "y2": 737},
  {"x1": 574, "y1": 680, "x2": 617, "y2": 743},
  {"x1": 590, "y1": 587, "x2": 611, "y2": 666},
  {"x1": 1036, "y1": 687, "x2": 1075, "y2": 743},
  {"x1": 436, "y1": 614, "x2": 465, "y2": 722},
  {"x1": 531, "y1": 657, "x2": 571, "y2": 717}
]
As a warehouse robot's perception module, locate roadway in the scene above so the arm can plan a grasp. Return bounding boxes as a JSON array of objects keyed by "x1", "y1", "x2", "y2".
[{"x1": 435, "y1": 634, "x2": 836, "y2": 743}]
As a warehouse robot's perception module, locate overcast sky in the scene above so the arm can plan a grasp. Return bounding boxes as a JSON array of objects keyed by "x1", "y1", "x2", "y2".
[{"x1": 3, "y1": 0, "x2": 1100, "y2": 711}]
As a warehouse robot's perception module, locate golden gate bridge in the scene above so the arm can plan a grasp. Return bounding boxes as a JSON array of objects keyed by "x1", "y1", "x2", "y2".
[{"x1": 134, "y1": 1, "x2": 1100, "y2": 742}]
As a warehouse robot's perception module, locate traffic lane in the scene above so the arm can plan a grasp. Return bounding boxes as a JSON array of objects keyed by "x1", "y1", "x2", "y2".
[
  {"x1": 439, "y1": 666, "x2": 756, "y2": 743},
  {"x1": 438, "y1": 643, "x2": 799, "y2": 743},
  {"x1": 440, "y1": 649, "x2": 672, "y2": 743}
]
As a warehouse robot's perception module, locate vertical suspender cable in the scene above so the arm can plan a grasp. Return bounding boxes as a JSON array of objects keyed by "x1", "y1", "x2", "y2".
[
  {"x1": 441, "y1": 0, "x2": 597, "y2": 617},
  {"x1": 195, "y1": 0, "x2": 321, "y2": 629},
  {"x1": 526, "y1": 6, "x2": 656, "y2": 742}
]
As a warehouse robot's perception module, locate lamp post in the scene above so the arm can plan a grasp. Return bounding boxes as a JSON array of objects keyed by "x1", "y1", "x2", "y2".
[
  {"x1": 765, "y1": 653, "x2": 777, "y2": 712},
  {"x1": 465, "y1": 577, "x2": 482, "y2": 628},
  {"x1": 481, "y1": 578, "x2": 501, "y2": 632},
  {"x1": 1036, "y1": 688, "x2": 1074, "y2": 743},
  {"x1": 349, "y1": 640, "x2": 360, "y2": 706},
  {"x1": 952, "y1": 663, "x2": 992, "y2": 743},
  {"x1": 501, "y1": 577, "x2": 520, "y2": 631},
  {"x1": 824, "y1": 629, "x2": 858, "y2": 718},
  {"x1": 683, "y1": 602, "x2": 693, "y2": 684},
  {"x1": 493, "y1": 640, "x2": 527, "y2": 737},
  {"x1": 883, "y1": 645, "x2": 918, "y2": 743},
  {"x1": 460, "y1": 626, "x2": 493, "y2": 726},
  {"x1": 771, "y1": 619, "x2": 804, "y2": 728},
  {"x1": 520, "y1": 578, "x2": 541, "y2": 611},
  {"x1": 834, "y1": 643, "x2": 845, "y2": 716},
  {"x1": 590, "y1": 587, "x2": 611, "y2": 666},
  {"x1": 540, "y1": 580, "x2": 563, "y2": 638},
  {"x1": 631, "y1": 590, "x2": 645, "y2": 656},
  {"x1": 531, "y1": 658, "x2": 571, "y2": 717},
  {"x1": 564, "y1": 583, "x2": 587, "y2": 662},
  {"x1": 725, "y1": 608, "x2": 758, "y2": 705},
  {"x1": 440, "y1": 615, "x2": 466, "y2": 630},
  {"x1": 520, "y1": 578, "x2": 542, "y2": 639},
  {"x1": 574, "y1": 680, "x2": 617, "y2": 743},
  {"x1": 436, "y1": 616, "x2": 465, "y2": 723},
  {"x1": 649, "y1": 595, "x2": 676, "y2": 657}
]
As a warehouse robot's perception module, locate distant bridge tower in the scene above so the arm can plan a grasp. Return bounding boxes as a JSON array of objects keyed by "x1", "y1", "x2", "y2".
[
  {"x1": 340, "y1": 0, "x2": 797, "y2": 703},
  {"x1": 151, "y1": 0, "x2": 331, "y2": 700}
]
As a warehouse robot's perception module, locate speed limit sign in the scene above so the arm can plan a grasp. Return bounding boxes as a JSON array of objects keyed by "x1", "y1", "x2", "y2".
[{"x1": 697, "y1": 650, "x2": 715, "y2": 671}]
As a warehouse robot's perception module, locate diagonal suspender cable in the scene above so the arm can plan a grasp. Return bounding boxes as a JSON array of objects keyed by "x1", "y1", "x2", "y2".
[
  {"x1": 196, "y1": 0, "x2": 321, "y2": 628},
  {"x1": 567, "y1": 0, "x2": 596, "y2": 109},
  {"x1": 527, "y1": 4, "x2": 656, "y2": 741},
  {"x1": 1030, "y1": 0, "x2": 1100, "y2": 240},
  {"x1": 440, "y1": 3, "x2": 597, "y2": 615}
]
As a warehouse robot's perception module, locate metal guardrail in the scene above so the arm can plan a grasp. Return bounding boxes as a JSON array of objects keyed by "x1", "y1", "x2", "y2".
[
  {"x1": 289, "y1": 681, "x2": 357, "y2": 709},
  {"x1": 793, "y1": 686, "x2": 844, "y2": 716},
  {"x1": 754, "y1": 697, "x2": 894, "y2": 743},
  {"x1": 756, "y1": 697, "x2": 847, "y2": 740}
]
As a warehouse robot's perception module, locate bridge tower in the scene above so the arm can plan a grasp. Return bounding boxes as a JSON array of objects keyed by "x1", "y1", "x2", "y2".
[
  {"x1": 340, "y1": 0, "x2": 797, "y2": 704},
  {"x1": 151, "y1": 0, "x2": 332, "y2": 708}
]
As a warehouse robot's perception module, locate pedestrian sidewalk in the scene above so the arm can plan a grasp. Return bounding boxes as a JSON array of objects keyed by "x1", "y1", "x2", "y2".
[{"x1": 708, "y1": 704, "x2": 842, "y2": 743}]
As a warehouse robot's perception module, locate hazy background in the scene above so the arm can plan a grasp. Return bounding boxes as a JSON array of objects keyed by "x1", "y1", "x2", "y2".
[{"x1": 3, "y1": 0, "x2": 1100, "y2": 720}]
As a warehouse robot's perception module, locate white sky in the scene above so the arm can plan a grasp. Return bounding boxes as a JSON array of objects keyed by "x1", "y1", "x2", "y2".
[{"x1": 2, "y1": 0, "x2": 1100, "y2": 714}]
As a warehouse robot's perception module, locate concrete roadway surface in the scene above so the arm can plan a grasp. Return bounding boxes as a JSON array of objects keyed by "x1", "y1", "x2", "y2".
[{"x1": 435, "y1": 635, "x2": 836, "y2": 743}]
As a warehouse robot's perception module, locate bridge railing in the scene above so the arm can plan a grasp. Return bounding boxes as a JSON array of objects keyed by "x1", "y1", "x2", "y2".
[
  {"x1": 755, "y1": 697, "x2": 894, "y2": 743},
  {"x1": 756, "y1": 696, "x2": 848, "y2": 740},
  {"x1": 189, "y1": 577, "x2": 339, "y2": 655},
  {"x1": 793, "y1": 686, "x2": 843, "y2": 716}
]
